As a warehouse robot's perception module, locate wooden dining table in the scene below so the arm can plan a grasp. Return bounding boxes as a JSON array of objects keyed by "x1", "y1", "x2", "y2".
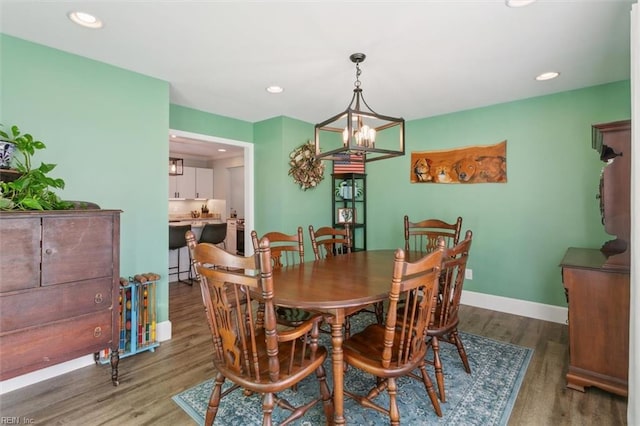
[{"x1": 268, "y1": 249, "x2": 400, "y2": 425}]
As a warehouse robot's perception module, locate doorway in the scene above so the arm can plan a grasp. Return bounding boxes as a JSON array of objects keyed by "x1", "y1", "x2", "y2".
[{"x1": 168, "y1": 128, "x2": 254, "y2": 256}]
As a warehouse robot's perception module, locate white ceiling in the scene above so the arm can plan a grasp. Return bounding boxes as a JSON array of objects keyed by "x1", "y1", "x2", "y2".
[
  {"x1": 169, "y1": 134, "x2": 244, "y2": 161},
  {"x1": 1, "y1": 0, "x2": 634, "y2": 158}
]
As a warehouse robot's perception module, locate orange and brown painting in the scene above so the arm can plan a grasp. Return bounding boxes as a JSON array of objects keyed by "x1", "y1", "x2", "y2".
[{"x1": 410, "y1": 140, "x2": 507, "y2": 184}]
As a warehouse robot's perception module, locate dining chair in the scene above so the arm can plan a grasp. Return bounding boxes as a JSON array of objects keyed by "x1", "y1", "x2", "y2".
[
  {"x1": 308, "y1": 224, "x2": 352, "y2": 259},
  {"x1": 342, "y1": 241, "x2": 446, "y2": 421},
  {"x1": 250, "y1": 227, "x2": 315, "y2": 328},
  {"x1": 404, "y1": 215, "x2": 463, "y2": 253},
  {"x1": 428, "y1": 229, "x2": 473, "y2": 402},
  {"x1": 309, "y1": 224, "x2": 384, "y2": 335},
  {"x1": 251, "y1": 227, "x2": 305, "y2": 268},
  {"x1": 187, "y1": 232, "x2": 334, "y2": 426}
]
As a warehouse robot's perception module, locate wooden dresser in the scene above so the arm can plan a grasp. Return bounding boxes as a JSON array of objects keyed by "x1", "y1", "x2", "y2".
[
  {"x1": 560, "y1": 248, "x2": 629, "y2": 396},
  {"x1": 0, "y1": 209, "x2": 121, "y2": 385},
  {"x1": 560, "y1": 120, "x2": 630, "y2": 396}
]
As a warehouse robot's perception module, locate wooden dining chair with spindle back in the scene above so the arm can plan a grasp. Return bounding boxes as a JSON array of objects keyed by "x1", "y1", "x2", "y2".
[
  {"x1": 186, "y1": 231, "x2": 334, "y2": 426},
  {"x1": 427, "y1": 229, "x2": 473, "y2": 402},
  {"x1": 308, "y1": 224, "x2": 352, "y2": 258},
  {"x1": 341, "y1": 240, "x2": 447, "y2": 422},
  {"x1": 309, "y1": 224, "x2": 383, "y2": 336},
  {"x1": 404, "y1": 215, "x2": 463, "y2": 253},
  {"x1": 250, "y1": 227, "x2": 316, "y2": 328}
]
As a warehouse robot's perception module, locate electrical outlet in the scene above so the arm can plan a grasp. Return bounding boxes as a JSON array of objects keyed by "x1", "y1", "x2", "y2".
[{"x1": 465, "y1": 268, "x2": 473, "y2": 280}]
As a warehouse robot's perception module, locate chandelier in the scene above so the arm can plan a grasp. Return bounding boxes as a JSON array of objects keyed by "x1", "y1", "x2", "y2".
[{"x1": 314, "y1": 53, "x2": 405, "y2": 163}]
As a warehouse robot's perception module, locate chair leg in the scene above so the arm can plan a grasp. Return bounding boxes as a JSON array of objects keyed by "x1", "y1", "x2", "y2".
[
  {"x1": 262, "y1": 392, "x2": 275, "y2": 426},
  {"x1": 451, "y1": 329, "x2": 471, "y2": 374},
  {"x1": 431, "y1": 336, "x2": 446, "y2": 402},
  {"x1": 205, "y1": 373, "x2": 225, "y2": 426},
  {"x1": 418, "y1": 363, "x2": 442, "y2": 417},
  {"x1": 316, "y1": 364, "x2": 334, "y2": 421},
  {"x1": 175, "y1": 249, "x2": 192, "y2": 285},
  {"x1": 344, "y1": 317, "x2": 351, "y2": 340},
  {"x1": 387, "y1": 377, "x2": 400, "y2": 425},
  {"x1": 374, "y1": 301, "x2": 384, "y2": 324}
]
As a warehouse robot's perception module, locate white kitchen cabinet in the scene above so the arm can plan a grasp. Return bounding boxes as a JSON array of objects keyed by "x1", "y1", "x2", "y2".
[
  {"x1": 195, "y1": 167, "x2": 214, "y2": 199},
  {"x1": 170, "y1": 167, "x2": 193, "y2": 199},
  {"x1": 169, "y1": 167, "x2": 214, "y2": 199}
]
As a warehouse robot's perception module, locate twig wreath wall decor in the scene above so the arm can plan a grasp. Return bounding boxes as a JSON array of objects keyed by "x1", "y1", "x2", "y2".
[{"x1": 288, "y1": 141, "x2": 325, "y2": 190}]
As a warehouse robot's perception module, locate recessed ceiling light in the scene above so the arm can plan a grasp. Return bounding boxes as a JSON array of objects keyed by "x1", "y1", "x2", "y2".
[
  {"x1": 536, "y1": 71, "x2": 560, "y2": 81},
  {"x1": 217, "y1": 148, "x2": 227, "y2": 152},
  {"x1": 68, "y1": 11, "x2": 103, "y2": 29},
  {"x1": 266, "y1": 86, "x2": 284, "y2": 94},
  {"x1": 505, "y1": 0, "x2": 537, "y2": 7}
]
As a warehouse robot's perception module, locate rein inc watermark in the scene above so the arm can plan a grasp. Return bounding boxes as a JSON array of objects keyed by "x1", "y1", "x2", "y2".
[{"x1": 0, "y1": 418, "x2": 34, "y2": 424}]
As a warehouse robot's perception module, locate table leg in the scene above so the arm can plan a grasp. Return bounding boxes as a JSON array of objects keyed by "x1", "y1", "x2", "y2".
[{"x1": 328, "y1": 312, "x2": 346, "y2": 425}]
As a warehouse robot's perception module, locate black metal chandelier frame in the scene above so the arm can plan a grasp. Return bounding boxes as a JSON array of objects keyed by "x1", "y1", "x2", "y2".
[{"x1": 314, "y1": 53, "x2": 405, "y2": 163}]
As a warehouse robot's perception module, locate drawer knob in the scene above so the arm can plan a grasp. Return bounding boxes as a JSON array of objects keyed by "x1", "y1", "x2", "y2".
[
  {"x1": 94, "y1": 327, "x2": 102, "y2": 338},
  {"x1": 45, "y1": 248, "x2": 53, "y2": 255},
  {"x1": 94, "y1": 293, "x2": 104, "y2": 304}
]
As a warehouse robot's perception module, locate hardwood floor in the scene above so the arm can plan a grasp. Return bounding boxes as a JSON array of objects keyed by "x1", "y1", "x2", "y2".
[{"x1": 0, "y1": 282, "x2": 628, "y2": 425}]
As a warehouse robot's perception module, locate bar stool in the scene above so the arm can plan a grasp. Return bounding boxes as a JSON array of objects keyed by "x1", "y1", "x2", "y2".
[
  {"x1": 169, "y1": 224, "x2": 193, "y2": 284},
  {"x1": 199, "y1": 223, "x2": 227, "y2": 248}
]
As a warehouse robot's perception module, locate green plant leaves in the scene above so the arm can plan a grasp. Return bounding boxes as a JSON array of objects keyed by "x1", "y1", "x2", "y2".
[{"x1": 0, "y1": 124, "x2": 70, "y2": 211}]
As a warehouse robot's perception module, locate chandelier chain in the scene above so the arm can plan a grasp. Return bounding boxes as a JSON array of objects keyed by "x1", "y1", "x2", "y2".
[{"x1": 354, "y1": 62, "x2": 362, "y2": 88}]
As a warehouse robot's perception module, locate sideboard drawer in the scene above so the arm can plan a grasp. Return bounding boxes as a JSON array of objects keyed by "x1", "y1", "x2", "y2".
[
  {"x1": 0, "y1": 278, "x2": 113, "y2": 333},
  {"x1": 0, "y1": 310, "x2": 113, "y2": 380}
]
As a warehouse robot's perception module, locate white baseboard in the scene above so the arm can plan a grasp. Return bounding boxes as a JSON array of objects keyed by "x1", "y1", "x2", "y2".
[
  {"x1": 156, "y1": 319, "x2": 172, "y2": 342},
  {"x1": 0, "y1": 355, "x2": 96, "y2": 395},
  {"x1": 0, "y1": 320, "x2": 173, "y2": 395},
  {"x1": 461, "y1": 290, "x2": 568, "y2": 324}
]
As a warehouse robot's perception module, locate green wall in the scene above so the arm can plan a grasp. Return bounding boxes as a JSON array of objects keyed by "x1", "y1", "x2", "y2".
[
  {"x1": 252, "y1": 82, "x2": 630, "y2": 307},
  {"x1": 253, "y1": 116, "x2": 329, "y2": 260},
  {"x1": 170, "y1": 104, "x2": 253, "y2": 142},
  {"x1": 1, "y1": 34, "x2": 172, "y2": 321},
  {"x1": 1, "y1": 33, "x2": 631, "y2": 328},
  {"x1": 365, "y1": 81, "x2": 630, "y2": 306}
]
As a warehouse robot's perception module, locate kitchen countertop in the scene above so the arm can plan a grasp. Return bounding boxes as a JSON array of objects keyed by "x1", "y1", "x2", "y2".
[{"x1": 169, "y1": 217, "x2": 224, "y2": 227}]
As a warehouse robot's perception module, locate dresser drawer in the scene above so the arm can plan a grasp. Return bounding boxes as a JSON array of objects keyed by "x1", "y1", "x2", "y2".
[
  {"x1": 0, "y1": 278, "x2": 113, "y2": 333},
  {"x1": 0, "y1": 310, "x2": 113, "y2": 380}
]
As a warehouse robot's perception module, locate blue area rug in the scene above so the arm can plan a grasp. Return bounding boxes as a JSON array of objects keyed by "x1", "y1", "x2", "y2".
[{"x1": 172, "y1": 326, "x2": 533, "y2": 425}]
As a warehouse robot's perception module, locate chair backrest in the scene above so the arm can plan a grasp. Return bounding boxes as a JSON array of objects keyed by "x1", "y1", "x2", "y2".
[
  {"x1": 169, "y1": 224, "x2": 192, "y2": 250},
  {"x1": 250, "y1": 227, "x2": 304, "y2": 268},
  {"x1": 309, "y1": 224, "x2": 352, "y2": 259},
  {"x1": 404, "y1": 216, "x2": 462, "y2": 253},
  {"x1": 431, "y1": 230, "x2": 473, "y2": 331},
  {"x1": 186, "y1": 230, "x2": 318, "y2": 383},
  {"x1": 383, "y1": 240, "x2": 445, "y2": 368},
  {"x1": 199, "y1": 223, "x2": 227, "y2": 245}
]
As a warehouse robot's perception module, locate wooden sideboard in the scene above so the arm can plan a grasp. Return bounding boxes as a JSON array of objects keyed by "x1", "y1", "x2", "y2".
[
  {"x1": 559, "y1": 120, "x2": 631, "y2": 396},
  {"x1": 0, "y1": 209, "x2": 121, "y2": 385},
  {"x1": 560, "y1": 248, "x2": 629, "y2": 396}
]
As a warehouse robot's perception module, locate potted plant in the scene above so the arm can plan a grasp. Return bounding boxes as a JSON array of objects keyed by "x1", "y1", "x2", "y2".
[{"x1": 0, "y1": 124, "x2": 72, "y2": 210}]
